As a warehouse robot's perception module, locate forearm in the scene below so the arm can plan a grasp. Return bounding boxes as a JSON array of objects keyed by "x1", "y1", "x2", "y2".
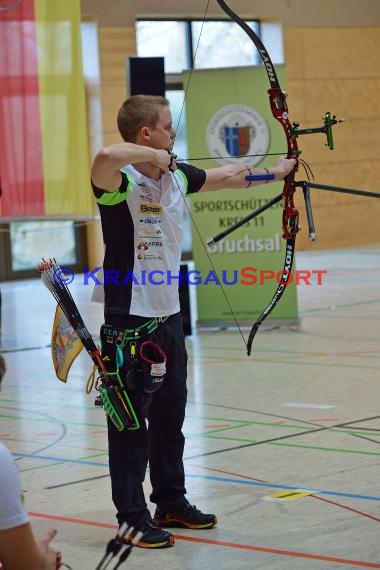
[
  {"x1": 229, "y1": 163, "x2": 280, "y2": 186},
  {"x1": 96, "y1": 143, "x2": 157, "y2": 168},
  {"x1": 91, "y1": 143, "x2": 159, "y2": 191},
  {"x1": 201, "y1": 156, "x2": 296, "y2": 192},
  {"x1": 201, "y1": 163, "x2": 276, "y2": 192},
  {"x1": 91, "y1": 142, "x2": 170, "y2": 192},
  {"x1": 0, "y1": 524, "x2": 46, "y2": 570}
]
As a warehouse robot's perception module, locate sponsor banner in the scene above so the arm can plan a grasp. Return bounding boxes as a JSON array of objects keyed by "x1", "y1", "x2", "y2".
[{"x1": 183, "y1": 66, "x2": 298, "y2": 325}]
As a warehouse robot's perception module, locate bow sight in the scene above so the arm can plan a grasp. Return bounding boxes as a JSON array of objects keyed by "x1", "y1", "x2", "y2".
[{"x1": 290, "y1": 112, "x2": 344, "y2": 150}]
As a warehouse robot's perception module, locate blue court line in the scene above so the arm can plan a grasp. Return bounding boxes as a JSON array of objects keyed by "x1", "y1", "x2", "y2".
[
  {"x1": 184, "y1": 472, "x2": 380, "y2": 503},
  {"x1": 14, "y1": 452, "x2": 108, "y2": 468},
  {"x1": 12, "y1": 451, "x2": 380, "y2": 503}
]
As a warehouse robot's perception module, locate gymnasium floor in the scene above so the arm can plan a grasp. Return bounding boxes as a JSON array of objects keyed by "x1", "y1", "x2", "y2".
[{"x1": 0, "y1": 246, "x2": 379, "y2": 569}]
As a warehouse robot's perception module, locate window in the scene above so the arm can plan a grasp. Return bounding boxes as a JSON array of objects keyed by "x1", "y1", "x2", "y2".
[
  {"x1": 190, "y1": 21, "x2": 260, "y2": 68},
  {"x1": 136, "y1": 19, "x2": 284, "y2": 71},
  {"x1": 135, "y1": 21, "x2": 188, "y2": 74},
  {"x1": 9, "y1": 221, "x2": 77, "y2": 271}
]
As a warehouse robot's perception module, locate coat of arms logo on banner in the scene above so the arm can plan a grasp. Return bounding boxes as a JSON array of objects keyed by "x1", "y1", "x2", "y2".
[{"x1": 206, "y1": 104, "x2": 270, "y2": 166}]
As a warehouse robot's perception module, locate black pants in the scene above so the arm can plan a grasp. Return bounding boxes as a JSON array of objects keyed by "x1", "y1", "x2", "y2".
[{"x1": 106, "y1": 312, "x2": 189, "y2": 527}]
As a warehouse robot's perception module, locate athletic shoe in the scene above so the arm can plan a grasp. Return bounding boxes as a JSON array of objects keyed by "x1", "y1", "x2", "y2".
[
  {"x1": 125, "y1": 520, "x2": 174, "y2": 549},
  {"x1": 153, "y1": 504, "x2": 217, "y2": 529}
]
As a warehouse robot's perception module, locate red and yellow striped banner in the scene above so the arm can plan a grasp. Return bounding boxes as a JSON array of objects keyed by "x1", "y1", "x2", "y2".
[{"x1": 0, "y1": 0, "x2": 93, "y2": 217}]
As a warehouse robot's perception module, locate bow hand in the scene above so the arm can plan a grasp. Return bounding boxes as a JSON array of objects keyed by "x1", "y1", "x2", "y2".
[
  {"x1": 152, "y1": 149, "x2": 177, "y2": 174},
  {"x1": 274, "y1": 156, "x2": 298, "y2": 180}
]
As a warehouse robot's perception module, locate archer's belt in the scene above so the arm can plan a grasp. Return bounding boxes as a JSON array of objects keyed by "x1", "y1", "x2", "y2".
[{"x1": 101, "y1": 316, "x2": 169, "y2": 347}]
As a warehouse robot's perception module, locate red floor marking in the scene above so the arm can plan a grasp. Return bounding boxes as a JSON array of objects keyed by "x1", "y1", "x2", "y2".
[
  {"x1": 185, "y1": 463, "x2": 267, "y2": 482},
  {"x1": 67, "y1": 445, "x2": 107, "y2": 452},
  {"x1": 29, "y1": 512, "x2": 380, "y2": 568},
  {"x1": 311, "y1": 495, "x2": 380, "y2": 522},
  {"x1": 29, "y1": 512, "x2": 117, "y2": 530},
  {"x1": 185, "y1": 464, "x2": 380, "y2": 522},
  {"x1": 176, "y1": 535, "x2": 380, "y2": 568}
]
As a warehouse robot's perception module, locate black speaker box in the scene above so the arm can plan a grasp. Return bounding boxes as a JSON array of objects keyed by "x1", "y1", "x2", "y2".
[{"x1": 127, "y1": 57, "x2": 166, "y2": 96}]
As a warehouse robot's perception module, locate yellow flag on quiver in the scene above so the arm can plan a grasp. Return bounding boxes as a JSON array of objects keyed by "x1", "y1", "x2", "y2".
[{"x1": 51, "y1": 304, "x2": 83, "y2": 382}]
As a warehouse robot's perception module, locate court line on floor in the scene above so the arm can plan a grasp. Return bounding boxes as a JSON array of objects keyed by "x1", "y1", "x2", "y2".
[
  {"x1": 178, "y1": 534, "x2": 380, "y2": 567},
  {"x1": 190, "y1": 401, "x2": 379, "y2": 430},
  {"x1": 183, "y1": 473, "x2": 380, "y2": 502},
  {"x1": 187, "y1": 403, "x2": 380, "y2": 447},
  {"x1": 184, "y1": 424, "x2": 380, "y2": 458},
  {"x1": 0, "y1": 405, "x2": 67, "y2": 455},
  {"x1": 43, "y1": 469, "x2": 380, "y2": 503},
  {"x1": 8, "y1": 448, "x2": 380, "y2": 502},
  {"x1": 20, "y1": 452, "x2": 106, "y2": 474},
  {"x1": 190, "y1": 415, "x2": 380, "y2": 443},
  {"x1": 189, "y1": 355, "x2": 380, "y2": 369},
  {"x1": 46, "y1": 474, "x2": 110, "y2": 488},
  {"x1": 311, "y1": 495, "x2": 380, "y2": 523},
  {"x1": 11, "y1": 450, "x2": 377, "y2": 503},
  {"x1": 3, "y1": 406, "x2": 379, "y2": 500},
  {"x1": 28, "y1": 512, "x2": 380, "y2": 568},
  {"x1": 5, "y1": 405, "x2": 379, "y2": 463},
  {"x1": 192, "y1": 343, "x2": 380, "y2": 360},
  {"x1": 185, "y1": 464, "x2": 380, "y2": 523},
  {"x1": 187, "y1": 436, "x2": 380, "y2": 457}
]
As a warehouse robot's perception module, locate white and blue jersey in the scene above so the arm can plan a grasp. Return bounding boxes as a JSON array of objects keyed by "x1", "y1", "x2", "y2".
[{"x1": 93, "y1": 163, "x2": 205, "y2": 319}]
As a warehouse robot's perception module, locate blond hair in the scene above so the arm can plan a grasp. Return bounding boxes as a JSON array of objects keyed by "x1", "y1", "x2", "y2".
[{"x1": 117, "y1": 95, "x2": 170, "y2": 142}]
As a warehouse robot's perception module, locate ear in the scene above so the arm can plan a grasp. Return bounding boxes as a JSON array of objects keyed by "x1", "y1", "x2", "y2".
[{"x1": 140, "y1": 126, "x2": 151, "y2": 142}]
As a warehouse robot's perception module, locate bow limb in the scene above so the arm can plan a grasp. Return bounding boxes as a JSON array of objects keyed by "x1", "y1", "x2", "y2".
[{"x1": 215, "y1": 0, "x2": 299, "y2": 355}]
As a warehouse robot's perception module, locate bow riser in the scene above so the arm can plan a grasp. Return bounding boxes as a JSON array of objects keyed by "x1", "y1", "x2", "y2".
[
  {"x1": 283, "y1": 201, "x2": 299, "y2": 240},
  {"x1": 267, "y1": 89, "x2": 300, "y2": 159}
]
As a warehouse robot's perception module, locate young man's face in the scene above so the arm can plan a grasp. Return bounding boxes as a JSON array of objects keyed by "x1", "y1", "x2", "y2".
[{"x1": 148, "y1": 105, "x2": 176, "y2": 150}]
